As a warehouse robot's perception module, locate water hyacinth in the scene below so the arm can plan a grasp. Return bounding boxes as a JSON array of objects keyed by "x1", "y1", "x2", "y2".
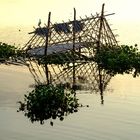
[
  {"x1": 94, "y1": 44, "x2": 140, "y2": 77},
  {"x1": 18, "y1": 84, "x2": 81, "y2": 125},
  {"x1": 0, "y1": 42, "x2": 16, "y2": 62}
]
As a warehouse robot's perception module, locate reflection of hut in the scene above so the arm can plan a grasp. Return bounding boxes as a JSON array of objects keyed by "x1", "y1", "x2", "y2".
[{"x1": 23, "y1": 4, "x2": 118, "y2": 96}]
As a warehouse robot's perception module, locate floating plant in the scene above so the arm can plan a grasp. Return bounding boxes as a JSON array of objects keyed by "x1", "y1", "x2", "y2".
[{"x1": 18, "y1": 84, "x2": 82, "y2": 125}]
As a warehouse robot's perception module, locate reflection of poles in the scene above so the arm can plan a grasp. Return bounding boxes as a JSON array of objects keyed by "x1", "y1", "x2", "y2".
[
  {"x1": 97, "y1": 4, "x2": 105, "y2": 104},
  {"x1": 72, "y1": 8, "x2": 76, "y2": 95},
  {"x1": 45, "y1": 12, "x2": 51, "y2": 85}
]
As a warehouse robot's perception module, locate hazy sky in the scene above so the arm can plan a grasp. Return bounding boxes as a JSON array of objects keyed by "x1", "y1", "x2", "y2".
[{"x1": 0, "y1": 0, "x2": 140, "y2": 45}]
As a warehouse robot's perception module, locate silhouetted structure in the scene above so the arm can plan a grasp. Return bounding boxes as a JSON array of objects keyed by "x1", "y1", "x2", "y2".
[{"x1": 22, "y1": 4, "x2": 118, "y2": 103}]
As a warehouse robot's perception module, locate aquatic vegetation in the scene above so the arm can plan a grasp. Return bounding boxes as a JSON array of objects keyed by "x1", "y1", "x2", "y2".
[
  {"x1": 18, "y1": 84, "x2": 81, "y2": 125},
  {"x1": 94, "y1": 44, "x2": 140, "y2": 77},
  {"x1": 0, "y1": 42, "x2": 25, "y2": 63},
  {"x1": 0, "y1": 42, "x2": 16, "y2": 62}
]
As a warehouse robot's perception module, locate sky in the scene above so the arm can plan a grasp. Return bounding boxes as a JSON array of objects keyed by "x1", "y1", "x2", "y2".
[{"x1": 0, "y1": 0, "x2": 140, "y2": 45}]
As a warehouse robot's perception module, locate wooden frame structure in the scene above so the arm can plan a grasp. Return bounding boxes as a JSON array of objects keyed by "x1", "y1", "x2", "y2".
[{"x1": 22, "y1": 4, "x2": 118, "y2": 102}]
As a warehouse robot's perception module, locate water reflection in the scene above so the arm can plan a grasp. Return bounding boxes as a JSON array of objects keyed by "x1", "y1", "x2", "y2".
[{"x1": 1, "y1": 66, "x2": 140, "y2": 140}]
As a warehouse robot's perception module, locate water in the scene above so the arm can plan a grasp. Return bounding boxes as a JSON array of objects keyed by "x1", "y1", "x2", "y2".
[
  {"x1": 0, "y1": 26, "x2": 140, "y2": 140},
  {"x1": 0, "y1": 64, "x2": 140, "y2": 140}
]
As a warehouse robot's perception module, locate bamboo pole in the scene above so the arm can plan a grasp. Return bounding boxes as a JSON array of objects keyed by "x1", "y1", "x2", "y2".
[
  {"x1": 72, "y1": 8, "x2": 76, "y2": 93},
  {"x1": 97, "y1": 4, "x2": 105, "y2": 104},
  {"x1": 45, "y1": 12, "x2": 51, "y2": 84}
]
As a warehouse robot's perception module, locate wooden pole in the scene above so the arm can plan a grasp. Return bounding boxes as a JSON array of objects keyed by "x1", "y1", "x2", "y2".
[
  {"x1": 97, "y1": 4, "x2": 105, "y2": 104},
  {"x1": 45, "y1": 12, "x2": 51, "y2": 84},
  {"x1": 72, "y1": 8, "x2": 76, "y2": 94}
]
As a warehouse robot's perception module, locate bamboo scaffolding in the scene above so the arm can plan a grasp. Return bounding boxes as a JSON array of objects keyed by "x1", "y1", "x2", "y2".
[{"x1": 22, "y1": 4, "x2": 118, "y2": 96}]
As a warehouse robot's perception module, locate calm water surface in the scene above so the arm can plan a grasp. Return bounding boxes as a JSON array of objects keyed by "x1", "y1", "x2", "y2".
[
  {"x1": 0, "y1": 26, "x2": 140, "y2": 140},
  {"x1": 0, "y1": 65, "x2": 140, "y2": 140}
]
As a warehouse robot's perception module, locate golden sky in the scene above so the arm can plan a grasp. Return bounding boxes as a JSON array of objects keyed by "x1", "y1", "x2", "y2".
[
  {"x1": 0, "y1": 0, "x2": 140, "y2": 45},
  {"x1": 0, "y1": 0, "x2": 140, "y2": 24}
]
